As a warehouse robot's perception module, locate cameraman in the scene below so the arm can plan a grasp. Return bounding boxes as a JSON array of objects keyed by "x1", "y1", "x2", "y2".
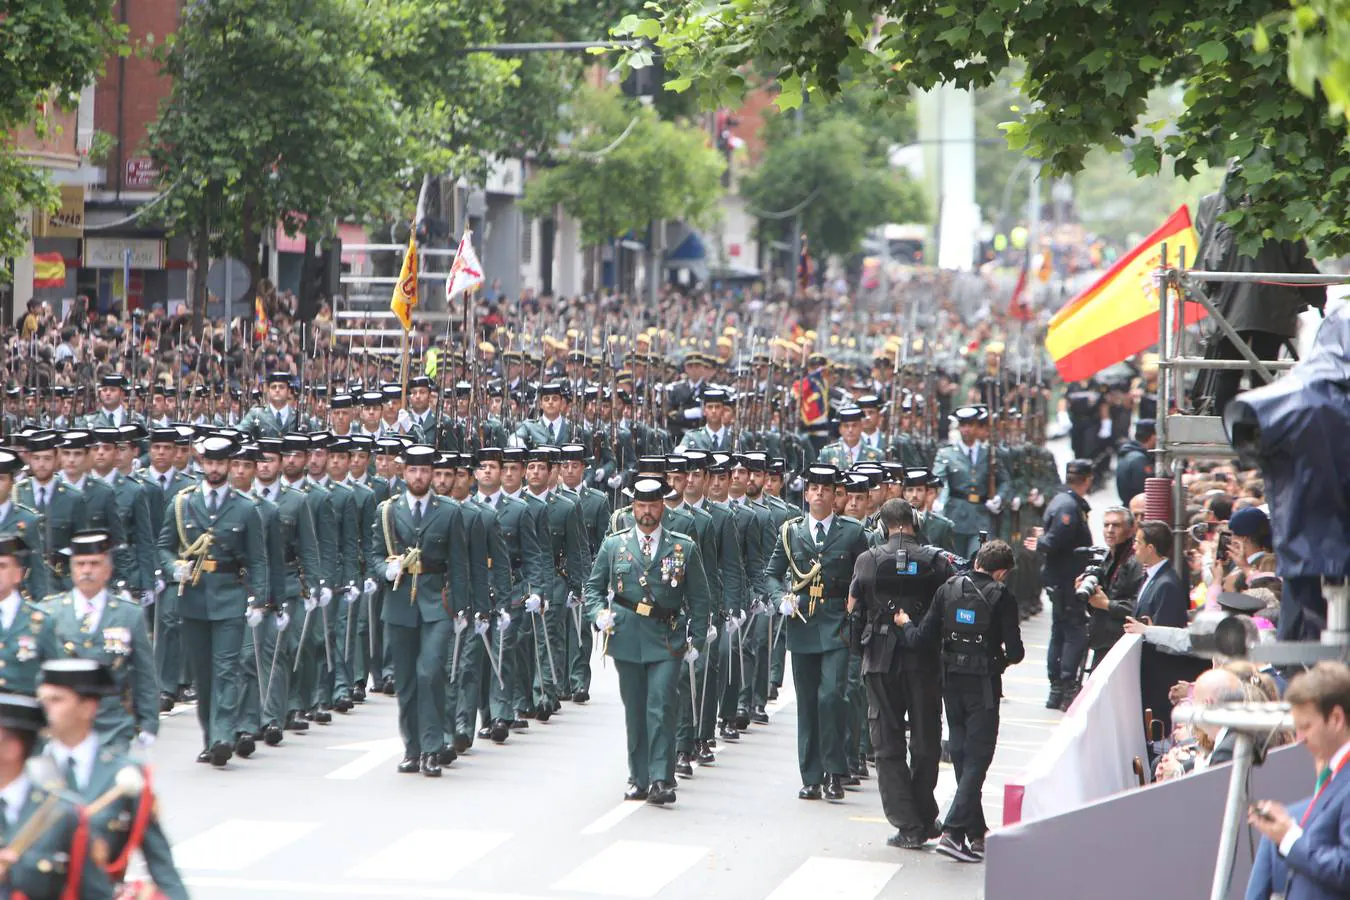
[
  {"x1": 847, "y1": 499, "x2": 955, "y2": 850},
  {"x1": 895, "y1": 540, "x2": 1023, "y2": 863},
  {"x1": 1023, "y1": 459, "x2": 1094, "y2": 710},
  {"x1": 1084, "y1": 507, "x2": 1146, "y2": 672}
]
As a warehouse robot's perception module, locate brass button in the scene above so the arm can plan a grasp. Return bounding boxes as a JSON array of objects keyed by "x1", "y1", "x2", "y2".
[
  {"x1": 83, "y1": 641, "x2": 92, "y2": 649},
  {"x1": 37, "y1": 858, "x2": 51, "y2": 873}
]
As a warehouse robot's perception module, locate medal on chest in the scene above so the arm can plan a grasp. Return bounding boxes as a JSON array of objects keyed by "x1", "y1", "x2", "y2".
[{"x1": 661, "y1": 544, "x2": 685, "y2": 588}]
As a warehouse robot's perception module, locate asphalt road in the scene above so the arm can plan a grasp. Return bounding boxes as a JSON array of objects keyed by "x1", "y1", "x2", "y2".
[{"x1": 130, "y1": 442, "x2": 1114, "y2": 900}]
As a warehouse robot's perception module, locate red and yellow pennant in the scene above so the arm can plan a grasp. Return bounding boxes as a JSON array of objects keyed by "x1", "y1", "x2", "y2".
[
  {"x1": 390, "y1": 233, "x2": 418, "y2": 331},
  {"x1": 32, "y1": 252, "x2": 66, "y2": 288},
  {"x1": 1046, "y1": 206, "x2": 1204, "y2": 382}
]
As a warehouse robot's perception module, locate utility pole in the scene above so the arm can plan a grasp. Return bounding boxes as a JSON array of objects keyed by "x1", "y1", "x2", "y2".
[{"x1": 788, "y1": 104, "x2": 804, "y2": 300}]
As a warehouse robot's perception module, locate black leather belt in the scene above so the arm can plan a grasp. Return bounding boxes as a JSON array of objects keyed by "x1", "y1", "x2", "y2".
[
  {"x1": 614, "y1": 596, "x2": 682, "y2": 622},
  {"x1": 410, "y1": 561, "x2": 447, "y2": 575}
]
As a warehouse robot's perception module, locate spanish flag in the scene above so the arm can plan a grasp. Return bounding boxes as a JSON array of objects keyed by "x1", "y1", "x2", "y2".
[
  {"x1": 389, "y1": 233, "x2": 418, "y2": 332},
  {"x1": 32, "y1": 252, "x2": 66, "y2": 289},
  {"x1": 1046, "y1": 206, "x2": 1204, "y2": 382}
]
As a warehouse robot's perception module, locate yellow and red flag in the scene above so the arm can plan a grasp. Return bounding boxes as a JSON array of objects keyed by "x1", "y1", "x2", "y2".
[
  {"x1": 32, "y1": 252, "x2": 65, "y2": 288},
  {"x1": 390, "y1": 233, "x2": 418, "y2": 331},
  {"x1": 254, "y1": 294, "x2": 269, "y2": 343},
  {"x1": 1046, "y1": 206, "x2": 1203, "y2": 382}
]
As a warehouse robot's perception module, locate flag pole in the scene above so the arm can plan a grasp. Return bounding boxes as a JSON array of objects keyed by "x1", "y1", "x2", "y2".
[{"x1": 402, "y1": 174, "x2": 432, "y2": 411}]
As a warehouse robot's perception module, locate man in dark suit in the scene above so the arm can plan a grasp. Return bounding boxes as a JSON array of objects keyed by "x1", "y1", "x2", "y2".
[
  {"x1": 1249, "y1": 662, "x2": 1350, "y2": 900},
  {"x1": 1128, "y1": 520, "x2": 1192, "y2": 734}
]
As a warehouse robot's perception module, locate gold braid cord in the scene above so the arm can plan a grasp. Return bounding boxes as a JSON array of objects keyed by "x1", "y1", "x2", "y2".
[
  {"x1": 382, "y1": 500, "x2": 422, "y2": 604},
  {"x1": 174, "y1": 492, "x2": 214, "y2": 596}
]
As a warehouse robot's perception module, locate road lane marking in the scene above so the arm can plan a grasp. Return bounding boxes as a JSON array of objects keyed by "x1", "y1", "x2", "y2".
[
  {"x1": 346, "y1": 829, "x2": 511, "y2": 881},
  {"x1": 765, "y1": 857, "x2": 901, "y2": 900},
  {"x1": 174, "y1": 819, "x2": 318, "y2": 871},
  {"x1": 552, "y1": 839, "x2": 708, "y2": 897}
]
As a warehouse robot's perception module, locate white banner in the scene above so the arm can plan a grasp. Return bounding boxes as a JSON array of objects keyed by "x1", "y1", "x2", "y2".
[
  {"x1": 83, "y1": 237, "x2": 165, "y2": 270},
  {"x1": 1003, "y1": 634, "x2": 1148, "y2": 824}
]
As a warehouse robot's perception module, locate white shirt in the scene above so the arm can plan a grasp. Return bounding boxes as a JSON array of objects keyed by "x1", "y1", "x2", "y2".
[
  {"x1": 1280, "y1": 738, "x2": 1350, "y2": 856},
  {"x1": 104, "y1": 406, "x2": 125, "y2": 427},
  {"x1": 30, "y1": 478, "x2": 56, "y2": 507},
  {"x1": 253, "y1": 480, "x2": 280, "y2": 503},
  {"x1": 0, "y1": 501, "x2": 11, "y2": 524},
  {"x1": 961, "y1": 440, "x2": 982, "y2": 465},
  {"x1": 406, "y1": 492, "x2": 429, "y2": 517},
  {"x1": 0, "y1": 773, "x2": 31, "y2": 829},
  {"x1": 1194, "y1": 728, "x2": 1229, "y2": 772},
  {"x1": 47, "y1": 734, "x2": 99, "y2": 793},
  {"x1": 478, "y1": 490, "x2": 503, "y2": 507},
  {"x1": 1139, "y1": 558, "x2": 1168, "y2": 599},
  {"x1": 202, "y1": 484, "x2": 228, "y2": 510},
  {"x1": 542, "y1": 416, "x2": 567, "y2": 439},
  {"x1": 0, "y1": 591, "x2": 22, "y2": 632},
  {"x1": 505, "y1": 488, "x2": 524, "y2": 502},
  {"x1": 271, "y1": 404, "x2": 293, "y2": 427},
  {"x1": 72, "y1": 588, "x2": 107, "y2": 632},
  {"x1": 808, "y1": 513, "x2": 835, "y2": 544},
  {"x1": 61, "y1": 473, "x2": 87, "y2": 493},
  {"x1": 636, "y1": 525, "x2": 662, "y2": 560}
]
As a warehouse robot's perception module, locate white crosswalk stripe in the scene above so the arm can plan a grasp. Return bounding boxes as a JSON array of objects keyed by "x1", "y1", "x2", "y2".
[
  {"x1": 346, "y1": 829, "x2": 513, "y2": 881},
  {"x1": 550, "y1": 839, "x2": 709, "y2": 897},
  {"x1": 172, "y1": 819, "x2": 318, "y2": 871},
  {"x1": 764, "y1": 857, "x2": 902, "y2": 900}
]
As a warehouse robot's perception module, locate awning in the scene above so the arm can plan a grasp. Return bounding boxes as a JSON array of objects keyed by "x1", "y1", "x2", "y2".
[{"x1": 665, "y1": 228, "x2": 706, "y2": 264}]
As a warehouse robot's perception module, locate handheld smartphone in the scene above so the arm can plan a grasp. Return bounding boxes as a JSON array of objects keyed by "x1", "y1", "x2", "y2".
[{"x1": 978, "y1": 530, "x2": 988, "y2": 545}]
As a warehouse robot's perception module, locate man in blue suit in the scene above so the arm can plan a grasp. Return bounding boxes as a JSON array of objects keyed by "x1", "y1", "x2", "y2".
[
  {"x1": 1248, "y1": 662, "x2": 1350, "y2": 900},
  {"x1": 1247, "y1": 799, "x2": 1310, "y2": 900},
  {"x1": 1129, "y1": 520, "x2": 1194, "y2": 734}
]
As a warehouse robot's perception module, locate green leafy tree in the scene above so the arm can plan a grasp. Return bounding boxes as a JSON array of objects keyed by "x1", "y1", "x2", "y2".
[
  {"x1": 521, "y1": 86, "x2": 724, "y2": 248},
  {"x1": 627, "y1": 0, "x2": 1350, "y2": 256},
  {"x1": 1278, "y1": 0, "x2": 1350, "y2": 124},
  {"x1": 0, "y1": 0, "x2": 125, "y2": 266}
]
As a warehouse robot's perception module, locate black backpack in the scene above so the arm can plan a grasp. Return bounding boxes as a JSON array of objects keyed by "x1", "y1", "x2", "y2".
[{"x1": 942, "y1": 576, "x2": 996, "y2": 675}]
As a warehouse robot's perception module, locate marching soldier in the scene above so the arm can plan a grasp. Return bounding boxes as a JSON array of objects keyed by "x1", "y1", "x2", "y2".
[
  {"x1": 817, "y1": 407, "x2": 886, "y2": 468},
  {"x1": 0, "y1": 450, "x2": 49, "y2": 601},
  {"x1": 370, "y1": 444, "x2": 470, "y2": 777},
  {"x1": 765, "y1": 464, "x2": 870, "y2": 802},
  {"x1": 81, "y1": 373, "x2": 142, "y2": 430},
  {"x1": 17, "y1": 431, "x2": 82, "y2": 593},
  {"x1": 156, "y1": 435, "x2": 269, "y2": 767},
  {"x1": 903, "y1": 468, "x2": 958, "y2": 554},
  {"x1": 556, "y1": 444, "x2": 611, "y2": 703},
  {"x1": 583, "y1": 476, "x2": 711, "y2": 805},
  {"x1": 46, "y1": 531, "x2": 156, "y2": 753},
  {"x1": 0, "y1": 533, "x2": 57, "y2": 695},
  {"x1": 676, "y1": 388, "x2": 731, "y2": 452},
  {"x1": 88, "y1": 429, "x2": 156, "y2": 609},
  {"x1": 931, "y1": 407, "x2": 1010, "y2": 558},
  {"x1": 36, "y1": 658, "x2": 186, "y2": 898},
  {"x1": 238, "y1": 373, "x2": 302, "y2": 437},
  {"x1": 138, "y1": 427, "x2": 196, "y2": 712}
]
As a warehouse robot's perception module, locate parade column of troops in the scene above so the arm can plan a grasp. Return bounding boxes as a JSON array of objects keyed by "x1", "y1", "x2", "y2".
[{"x1": 0, "y1": 321, "x2": 1064, "y2": 892}]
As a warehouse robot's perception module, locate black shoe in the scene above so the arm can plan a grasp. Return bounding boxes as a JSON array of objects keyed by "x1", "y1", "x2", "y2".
[
  {"x1": 648, "y1": 780, "x2": 676, "y2": 805},
  {"x1": 452, "y1": 733, "x2": 471, "y2": 754},
  {"x1": 397, "y1": 756, "x2": 419, "y2": 774},
  {"x1": 1045, "y1": 681, "x2": 1064, "y2": 709},
  {"x1": 843, "y1": 774, "x2": 861, "y2": 790},
  {"x1": 935, "y1": 833, "x2": 980, "y2": 863},
  {"x1": 521, "y1": 706, "x2": 538, "y2": 719},
  {"x1": 311, "y1": 709, "x2": 332, "y2": 725},
  {"x1": 420, "y1": 754, "x2": 442, "y2": 777},
  {"x1": 179, "y1": 685, "x2": 198, "y2": 703},
  {"x1": 352, "y1": 686, "x2": 366, "y2": 703},
  {"x1": 159, "y1": 692, "x2": 175, "y2": 713},
  {"x1": 852, "y1": 761, "x2": 870, "y2": 780},
  {"x1": 235, "y1": 734, "x2": 257, "y2": 759},
  {"x1": 381, "y1": 676, "x2": 396, "y2": 695},
  {"x1": 969, "y1": 837, "x2": 986, "y2": 859},
  {"x1": 1058, "y1": 682, "x2": 1081, "y2": 711},
  {"x1": 334, "y1": 697, "x2": 353, "y2": 713},
  {"x1": 263, "y1": 725, "x2": 283, "y2": 746},
  {"x1": 927, "y1": 820, "x2": 944, "y2": 841},
  {"x1": 196, "y1": 750, "x2": 211, "y2": 764},
  {"x1": 624, "y1": 783, "x2": 649, "y2": 801},
  {"x1": 477, "y1": 726, "x2": 494, "y2": 740},
  {"x1": 510, "y1": 719, "x2": 528, "y2": 731},
  {"x1": 718, "y1": 723, "x2": 740, "y2": 742},
  {"x1": 750, "y1": 707, "x2": 769, "y2": 724},
  {"x1": 824, "y1": 774, "x2": 845, "y2": 801},
  {"x1": 706, "y1": 737, "x2": 718, "y2": 749},
  {"x1": 558, "y1": 691, "x2": 573, "y2": 702},
  {"x1": 695, "y1": 741, "x2": 716, "y2": 765},
  {"x1": 798, "y1": 784, "x2": 822, "y2": 800},
  {"x1": 573, "y1": 689, "x2": 589, "y2": 704},
  {"x1": 490, "y1": 719, "x2": 510, "y2": 743},
  {"x1": 285, "y1": 713, "x2": 309, "y2": 732},
  {"x1": 436, "y1": 746, "x2": 457, "y2": 767},
  {"x1": 674, "y1": 752, "x2": 694, "y2": 778},
  {"x1": 536, "y1": 703, "x2": 552, "y2": 724},
  {"x1": 768, "y1": 686, "x2": 779, "y2": 701},
  {"x1": 733, "y1": 711, "x2": 750, "y2": 730},
  {"x1": 886, "y1": 831, "x2": 927, "y2": 850},
  {"x1": 209, "y1": 742, "x2": 231, "y2": 767}
]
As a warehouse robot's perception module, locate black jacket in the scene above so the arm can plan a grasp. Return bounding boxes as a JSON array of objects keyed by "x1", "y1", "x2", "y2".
[
  {"x1": 1036, "y1": 489, "x2": 1093, "y2": 584},
  {"x1": 1114, "y1": 440, "x2": 1154, "y2": 505},
  {"x1": 1088, "y1": 543, "x2": 1146, "y2": 651},
  {"x1": 900, "y1": 570, "x2": 1025, "y2": 688}
]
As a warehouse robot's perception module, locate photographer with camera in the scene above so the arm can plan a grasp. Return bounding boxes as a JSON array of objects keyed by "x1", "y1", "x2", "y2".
[
  {"x1": 1082, "y1": 507, "x2": 1146, "y2": 675},
  {"x1": 1023, "y1": 459, "x2": 1095, "y2": 710},
  {"x1": 847, "y1": 499, "x2": 956, "y2": 850}
]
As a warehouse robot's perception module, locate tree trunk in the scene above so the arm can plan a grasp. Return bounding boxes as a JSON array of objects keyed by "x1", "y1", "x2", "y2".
[{"x1": 191, "y1": 204, "x2": 209, "y2": 339}]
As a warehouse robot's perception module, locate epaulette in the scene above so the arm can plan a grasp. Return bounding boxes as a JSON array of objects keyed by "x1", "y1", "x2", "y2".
[{"x1": 839, "y1": 514, "x2": 864, "y2": 526}]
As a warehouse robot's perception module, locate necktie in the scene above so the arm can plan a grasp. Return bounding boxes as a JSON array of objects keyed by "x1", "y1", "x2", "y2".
[
  {"x1": 36, "y1": 486, "x2": 46, "y2": 512},
  {"x1": 208, "y1": 490, "x2": 219, "y2": 516},
  {"x1": 160, "y1": 474, "x2": 168, "y2": 492},
  {"x1": 641, "y1": 535, "x2": 653, "y2": 562},
  {"x1": 1314, "y1": 765, "x2": 1331, "y2": 794},
  {"x1": 970, "y1": 446, "x2": 978, "y2": 466},
  {"x1": 65, "y1": 755, "x2": 79, "y2": 791},
  {"x1": 413, "y1": 499, "x2": 424, "y2": 527},
  {"x1": 815, "y1": 521, "x2": 827, "y2": 547},
  {"x1": 80, "y1": 601, "x2": 95, "y2": 633},
  {"x1": 549, "y1": 422, "x2": 558, "y2": 443}
]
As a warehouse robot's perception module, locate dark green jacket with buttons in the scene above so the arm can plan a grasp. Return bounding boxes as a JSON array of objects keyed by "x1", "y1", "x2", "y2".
[
  {"x1": 370, "y1": 494, "x2": 470, "y2": 626},
  {"x1": 0, "y1": 502, "x2": 49, "y2": 600},
  {"x1": 765, "y1": 515, "x2": 870, "y2": 654},
  {"x1": 0, "y1": 598, "x2": 57, "y2": 694},
  {"x1": 2, "y1": 779, "x2": 114, "y2": 899},
  {"x1": 156, "y1": 486, "x2": 270, "y2": 620}
]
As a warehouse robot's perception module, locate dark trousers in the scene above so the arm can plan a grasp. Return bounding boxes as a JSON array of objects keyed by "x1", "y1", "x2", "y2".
[
  {"x1": 943, "y1": 682, "x2": 1000, "y2": 839},
  {"x1": 865, "y1": 667, "x2": 941, "y2": 835},
  {"x1": 1046, "y1": 584, "x2": 1089, "y2": 683},
  {"x1": 387, "y1": 618, "x2": 452, "y2": 758},
  {"x1": 181, "y1": 616, "x2": 245, "y2": 748},
  {"x1": 791, "y1": 648, "x2": 849, "y2": 784}
]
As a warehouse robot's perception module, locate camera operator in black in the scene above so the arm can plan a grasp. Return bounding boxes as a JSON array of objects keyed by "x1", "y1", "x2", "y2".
[
  {"x1": 1023, "y1": 459, "x2": 1094, "y2": 710},
  {"x1": 847, "y1": 499, "x2": 955, "y2": 850},
  {"x1": 1083, "y1": 506, "x2": 1145, "y2": 677},
  {"x1": 895, "y1": 539, "x2": 1023, "y2": 863}
]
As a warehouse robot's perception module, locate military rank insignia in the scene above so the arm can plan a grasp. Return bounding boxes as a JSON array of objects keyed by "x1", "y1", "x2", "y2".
[
  {"x1": 661, "y1": 545, "x2": 685, "y2": 588},
  {"x1": 102, "y1": 626, "x2": 132, "y2": 655},
  {"x1": 15, "y1": 634, "x2": 36, "y2": 662}
]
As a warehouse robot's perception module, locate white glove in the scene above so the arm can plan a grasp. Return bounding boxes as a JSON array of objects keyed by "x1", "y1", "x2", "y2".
[
  {"x1": 363, "y1": 578, "x2": 378, "y2": 596},
  {"x1": 566, "y1": 592, "x2": 580, "y2": 609},
  {"x1": 595, "y1": 608, "x2": 617, "y2": 631},
  {"x1": 779, "y1": 595, "x2": 799, "y2": 617},
  {"x1": 319, "y1": 587, "x2": 333, "y2": 607},
  {"x1": 706, "y1": 624, "x2": 718, "y2": 643},
  {"x1": 245, "y1": 607, "x2": 264, "y2": 628},
  {"x1": 172, "y1": 561, "x2": 192, "y2": 582},
  {"x1": 592, "y1": 470, "x2": 607, "y2": 484},
  {"x1": 607, "y1": 474, "x2": 624, "y2": 490},
  {"x1": 474, "y1": 617, "x2": 490, "y2": 637},
  {"x1": 496, "y1": 608, "x2": 512, "y2": 631},
  {"x1": 154, "y1": 578, "x2": 165, "y2": 595},
  {"x1": 303, "y1": 594, "x2": 318, "y2": 613},
  {"x1": 136, "y1": 732, "x2": 156, "y2": 750},
  {"x1": 685, "y1": 645, "x2": 700, "y2": 664},
  {"x1": 683, "y1": 406, "x2": 704, "y2": 420},
  {"x1": 725, "y1": 613, "x2": 741, "y2": 634},
  {"x1": 789, "y1": 475, "x2": 805, "y2": 492},
  {"x1": 384, "y1": 559, "x2": 402, "y2": 582},
  {"x1": 525, "y1": 593, "x2": 542, "y2": 614},
  {"x1": 985, "y1": 496, "x2": 1003, "y2": 515},
  {"x1": 344, "y1": 584, "x2": 360, "y2": 603},
  {"x1": 454, "y1": 613, "x2": 469, "y2": 634},
  {"x1": 140, "y1": 590, "x2": 155, "y2": 607},
  {"x1": 1011, "y1": 496, "x2": 1022, "y2": 512},
  {"x1": 751, "y1": 600, "x2": 768, "y2": 615},
  {"x1": 276, "y1": 611, "x2": 291, "y2": 632},
  {"x1": 1029, "y1": 488, "x2": 1045, "y2": 508}
]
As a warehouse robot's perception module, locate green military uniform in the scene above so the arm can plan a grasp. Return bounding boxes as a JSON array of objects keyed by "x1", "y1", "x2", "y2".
[
  {"x1": 137, "y1": 465, "x2": 195, "y2": 704},
  {"x1": 262, "y1": 478, "x2": 324, "y2": 735},
  {"x1": 564, "y1": 483, "x2": 611, "y2": 697},
  {"x1": 916, "y1": 509, "x2": 957, "y2": 553},
  {"x1": 931, "y1": 436, "x2": 1011, "y2": 558},
  {"x1": 369, "y1": 483, "x2": 470, "y2": 769},
  {"x1": 0, "y1": 592, "x2": 57, "y2": 694},
  {"x1": 338, "y1": 474, "x2": 378, "y2": 704},
  {"x1": 0, "y1": 501, "x2": 49, "y2": 600},
  {"x1": 237, "y1": 484, "x2": 288, "y2": 744},
  {"x1": 238, "y1": 402, "x2": 303, "y2": 438},
  {"x1": 584, "y1": 513, "x2": 712, "y2": 795},
  {"x1": 100, "y1": 470, "x2": 157, "y2": 598},
  {"x1": 313, "y1": 472, "x2": 360, "y2": 709},
  {"x1": 157, "y1": 471, "x2": 269, "y2": 761},
  {"x1": 287, "y1": 474, "x2": 338, "y2": 723},
  {"x1": 764, "y1": 503, "x2": 870, "y2": 792},
  {"x1": 62, "y1": 474, "x2": 139, "y2": 592},
  {"x1": 526, "y1": 487, "x2": 588, "y2": 712},
  {"x1": 677, "y1": 424, "x2": 734, "y2": 453},
  {"x1": 17, "y1": 478, "x2": 82, "y2": 592},
  {"x1": 816, "y1": 440, "x2": 885, "y2": 469},
  {"x1": 513, "y1": 416, "x2": 589, "y2": 450}
]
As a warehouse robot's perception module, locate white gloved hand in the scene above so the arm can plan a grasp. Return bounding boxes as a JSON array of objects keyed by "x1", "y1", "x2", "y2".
[
  {"x1": 985, "y1": 496, "x2": 1003, "y2": 515},
  {"x1": 789, "y1": 475, "x2": 806, "y2": 492},
  {"x1": 363, "y1": 578, "x2": 378, "y2": 596},
  {"x1": 683, "y1": 406, "x2": 704, "y2": 420},
  {"x1": 592, "y1": 470, "x2": 607, "y2": 484},
  {"x1": 725, "y1": 613, "x2": 741, "y2": 634},
  {"x1": 607, "y1": 474, "x2": 624, "y2": 490},
  {"x1": 595, "y1": 608, "x2": 617, "y2": 631},
  {"x1": 1029, "y1": 488, "x2": 1044, "y2": 508},
  {"x1": 1011, "y1": 496, "x2": 1022, "y2": 512},
  {"x1": 276, "y1": 611, "x2": 291, "y2": 632},
  {"x1": 136, "y1": 732, "x2": 156, "y2": 750},
  {"x1": 496, "y1": 608, "x2": 512, "y2": 631},
  {"x1": 566, "y1": 592, "x2": 580, "y2": 609},
  {"x1": 344, "y1": 584, "x2": 360, "y2": 603},
  {"x1": 779, "y1": 595, "x2": 799, "y2": 617},
  {"x1": 474, "y1": 617, "x2": 490, "y2": 637},
  {"x1": 172, "y1": 561, "x2": 192, "y2": 582},
  {"x1": 245, "y1": 607, "x2": 264, "y2": 628},
  {"x1": 140, "y1": 590, "x2": 155, "y2": 607},
  {"x1": 685, "y1": 645, "x2": 700, "y2": 664},
  {"x1": 303, "y1": 594, "x2": 318, "y2": 613},
  {"x1": 706, "y1": 624, "x2": 718, "y2": 643},
  {"x1": 154, "y1": 578, "x2": 165, "y2": 595},
  {"x1": 525, "y1": 593, "x2": 542, "y2": 614},
  {"x1": 319, "y1": 587, "x2": 333, "y2": 607},
  {"x1": 384, "y1": 559, "x2": 401, "y2": 582},
  {"x1": 454, "y1": 613, "x2": 469, "y2": 634}
]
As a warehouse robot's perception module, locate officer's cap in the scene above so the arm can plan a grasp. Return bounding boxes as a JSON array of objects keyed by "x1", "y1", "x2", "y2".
[
  {"x1": 807, "y1": 352, "x2": 828, "y2": 366},
  {"x1": 374, "y1": 438, "x2": 403, "y2": 456},
  {"x1": 836, "y1": 407, "x2": 864, "y2": 423},
  {"x1": 60, "y1": 430, "x2": 91, "y2": 450},
  {"x1": 256, "y1": 437, "x2": 285, "y2": 457},
  {"x1": 1216, "y1": 591, "x2": 1269, "y2": 615},
  {"x1": 664, "y1": 455, "x2": 690, "y2": 473},
  {"x1": 328, "y1": 437, "x2": 352, "y2": 455},
  {"x1": 233, "y1": 443, "x2": 261, "y2": 462},
  {"x1": 855, "y1": 394, "x2": 881, "y2": 410},
  {"x1": 680, "y1": 450, "x2": 711, "y2": 470},
  {"x1": 631, "y1": 477, "x2": 671, "y2": 503},
  {"x1": 98, "y1": 374, "x2": 128, "y2": 390},
  {"x1": 309, "y1": 385, "x2": 329, "y2": 399},
  {"x1": 953, "y1": 406, "x2": 986, "y2": 424},
  {"x1": 0, "y1": 532, "x2": 28, "y2": 559},
  {"x1": 538, "y1": 382, "x2": 565, "y2": 398},
  {"x1": 196, "y1": 436, "x2": 237, "y2": 460},
  {"x1": 171, "y1": 425, "x2": 195, "y2": 445},
  {"x1": 90, "y1": 427, "x2": 120, "y2": 447},
  {"x1": 348, "y1": 435, "x2": 374, "y2": 452},
  {"x1": 408, "y1": 376, "x2": 433, "y2": 390},
  {"x1": 1065, "y1": 459, "x2": 1094, "y2": 478},
  {"x1": 432, "y1": 452, "x2": 457, "y2": 471},
  {"x1": 805, "y1": 464, "x2": 841, "y2": 486},
  {"x1": 266, "y1": 372, "x2": 292, "y2": 387},
  {"x1": 380, "y1": 385, "x2": 403, "y2": 402},
  {"x1": 0, "y1": 693, "x2": 46, "y2": 734},
  {"x1": 740, "y1": 451, "x2": 769, "y2": 471},
  {"x1": 68, "y1": 529, "x2": 114, "y2": 557},
  {"x1": 281, "y1": 434, "x2": 311, "y2": 454},
  {"x1": 330, "y1": 393, "x2": 354, "y2": 410},
  {"x1": 308, "y1": 431, "x2": 333, "y2": 450},
  {"x1": 401, "y1": 444, "x2": 437, "y2": 467},
  {"x1": 453, "y1": 381, "x2": 472, "y2": 397},
  {"x1": 567, "y1": 350, "x2": 587, "y2": 363},
  {"x1": 23, "y1": 430, "x2": 60, "y2": 453},
  {"x1": 153, "y1": 384, "x2": 172, "y2": 397},
  {"x1": 558, "y1": 444, "x2": 588, "y2": 463},
  {"x1": 701, "y1": 387, "x2": 729, "y2": 404},
  {"x1": 118, "y1": 424, "x2": 146, "y2": 444},
  {"x1": 39, "y1": 659, "x2": 117, "y2": 698},
  {"x1": 770, "y1": 458, "x2": 787, "y2": 475},
  {"x1": 360, "y1": 391, "x2": 385, "y2": 408},
  {"x1": 474, "y1": 447, "x2": 504, "y2": 465},
  {"x1": 501, "y1": 447, "x2": 526, "y2": 464},
  {"x1": 637, "y1": 456, "x2": 668, "y2": 475},
  {"x1": 0, "y1": 451, "x2": 21, "y2": 477},
  {"x1": 844, "y1": 474, "x2": 872, "y2": 494},
  {"x1": 723, "y1": 391, "x2": 739, "y2": 406},
  {"x1": 527, "y1": 447, "x2": 559, "y2": 465},
  {"x1": 1229, "y1": 506, "x2": 1270, "y2": 537}
]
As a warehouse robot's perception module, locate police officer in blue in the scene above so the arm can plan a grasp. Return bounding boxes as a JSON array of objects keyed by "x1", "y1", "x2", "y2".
[{"x1": 1023, "y1": 459, "x2": 1095, "y2": 710}]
